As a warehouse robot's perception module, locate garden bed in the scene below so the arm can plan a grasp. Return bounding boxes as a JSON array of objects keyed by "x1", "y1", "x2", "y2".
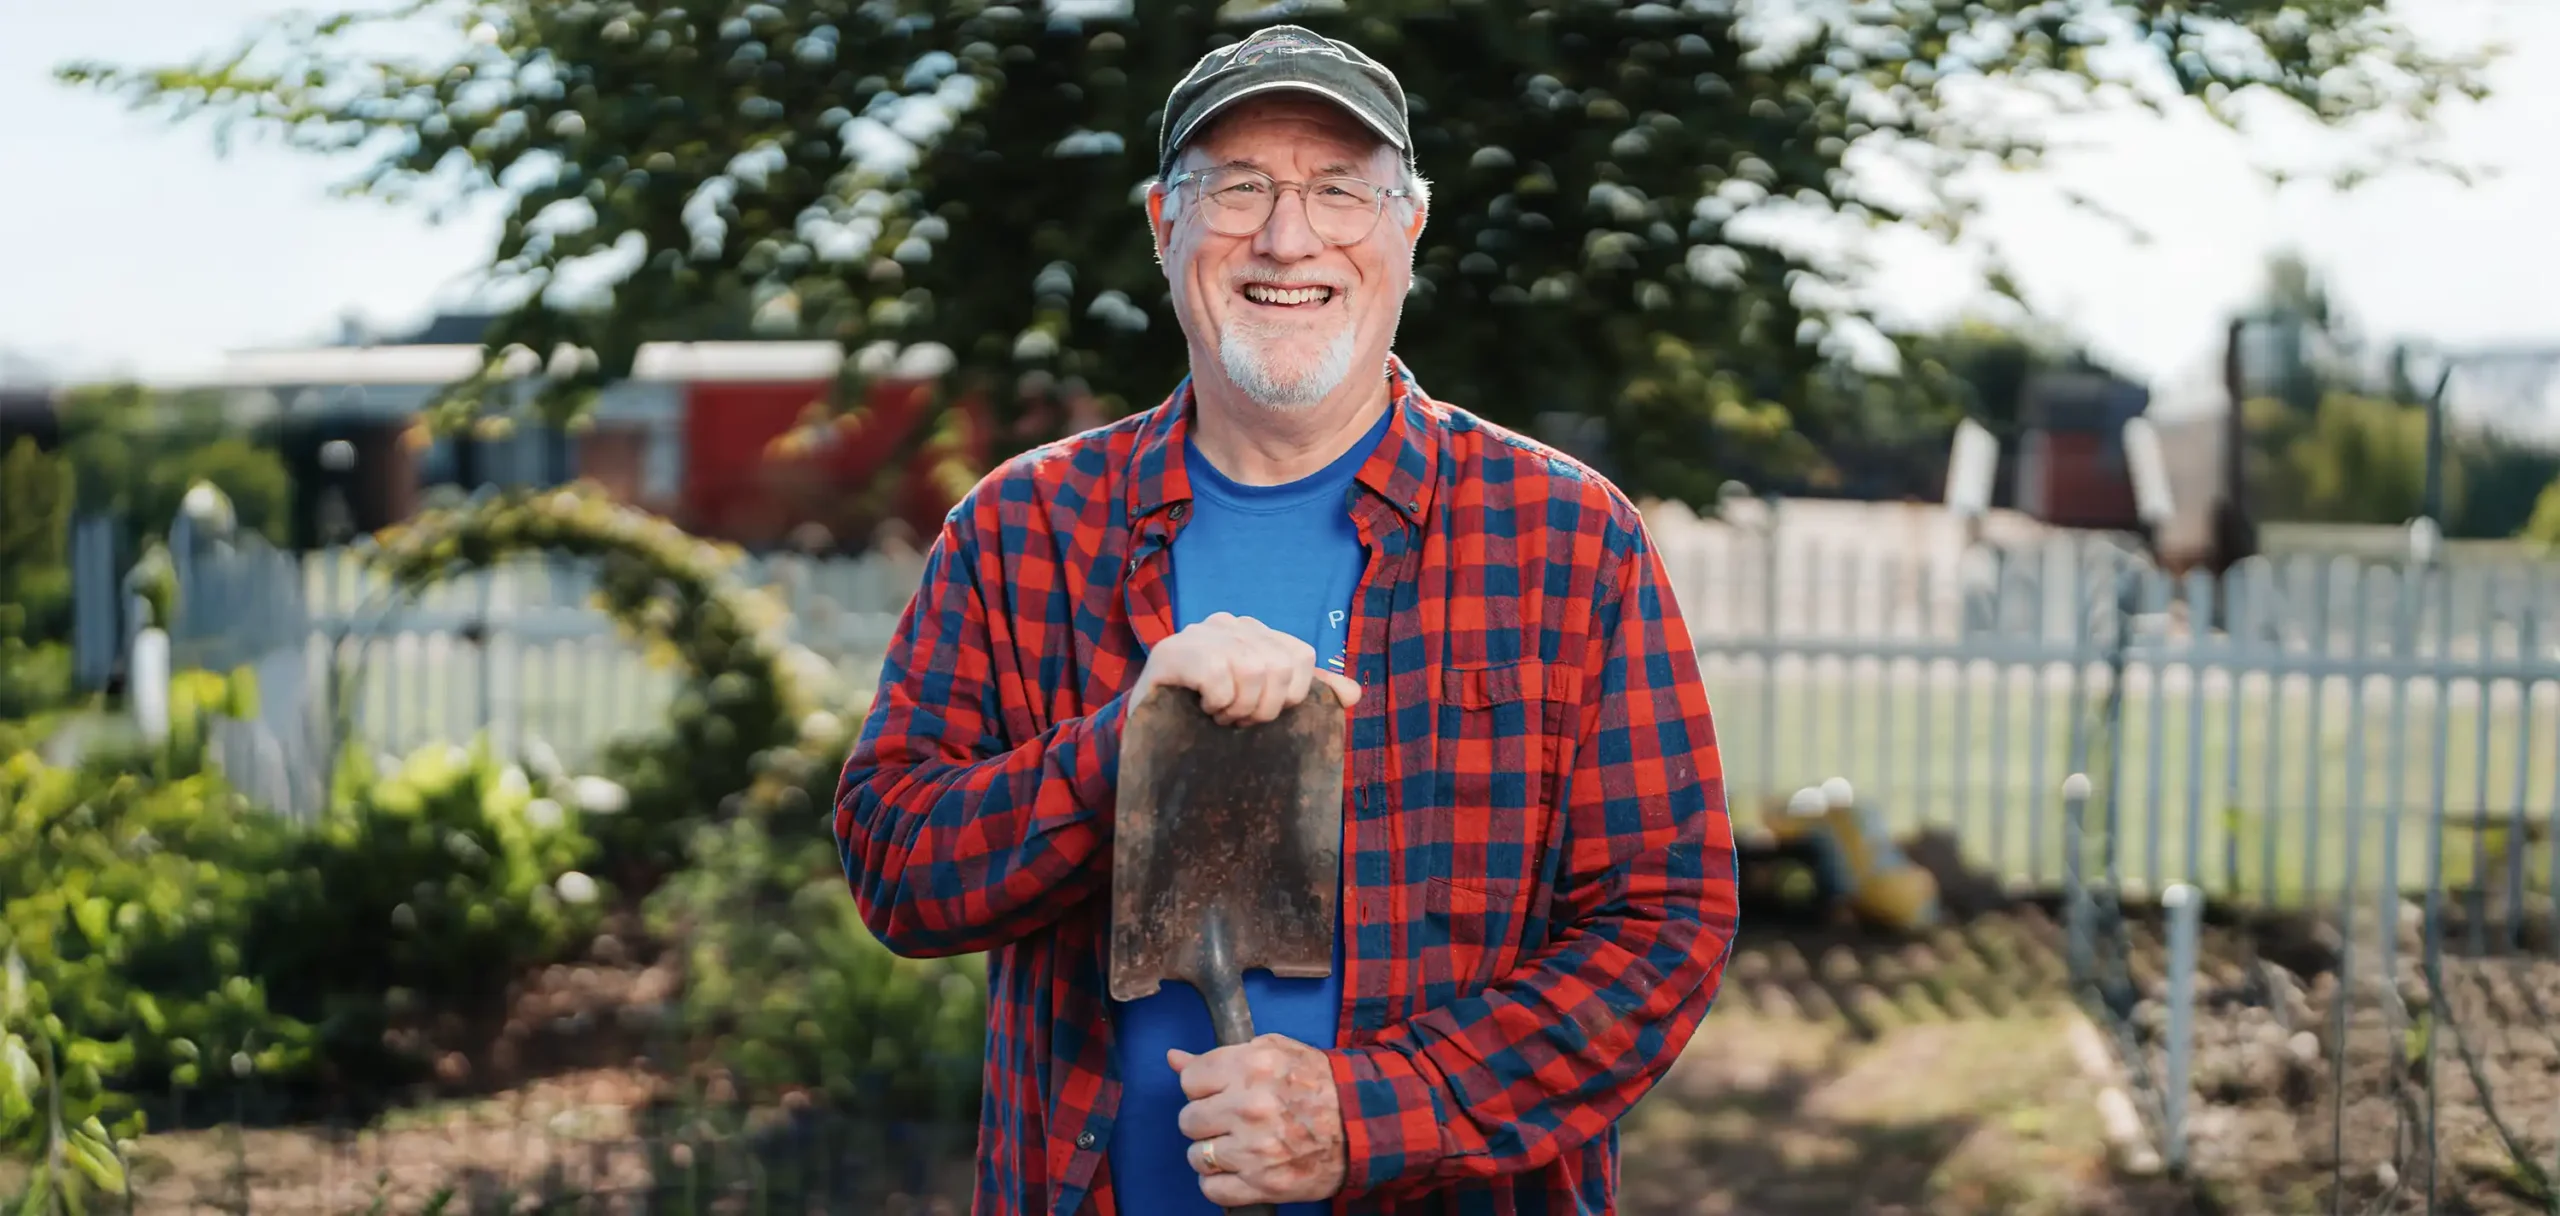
[{"x1": 2113, "y1": 898, "x2": 2560, "y2": 1214}]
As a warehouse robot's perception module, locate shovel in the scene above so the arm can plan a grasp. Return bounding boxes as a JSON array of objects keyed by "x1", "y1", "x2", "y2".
[{"x1": 1111, "y1": 680, "x2": 1347, "y2": 1216}]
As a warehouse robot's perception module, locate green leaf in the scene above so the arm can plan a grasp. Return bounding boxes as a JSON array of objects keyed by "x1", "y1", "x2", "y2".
[
  {"x1": 14, "y1": 1165, "x2": 50, "y2": 1216},
  {"x1": 64, "y1": 1118, "x2": 128, "y2": 1197},
  {"x1": 224, "y1": 665, "x2": 260, "y2": 720}
]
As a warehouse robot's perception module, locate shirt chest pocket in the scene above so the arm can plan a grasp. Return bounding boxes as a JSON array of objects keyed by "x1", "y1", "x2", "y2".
[
  {"x1": 1441, "y1": 659, "x2": 1582, "y2": 829},
  {"x1": 1419, "y1": 660, "x2": 1582, "y2": 993}
]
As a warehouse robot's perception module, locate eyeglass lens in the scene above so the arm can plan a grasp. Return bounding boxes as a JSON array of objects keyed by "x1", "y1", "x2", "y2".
[{"x1": 1194, "y1": 168, "x2": 1384, "y2": 244}]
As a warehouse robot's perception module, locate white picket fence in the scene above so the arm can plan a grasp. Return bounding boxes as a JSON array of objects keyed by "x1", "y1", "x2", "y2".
[{"x1": 167, "y1": 497, "x2": 2560, "y2": 899}]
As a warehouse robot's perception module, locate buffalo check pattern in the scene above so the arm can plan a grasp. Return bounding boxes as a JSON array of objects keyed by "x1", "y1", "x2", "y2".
[{"x1": 834, "y1": 356, "x2": 1740, "y2": 1215}]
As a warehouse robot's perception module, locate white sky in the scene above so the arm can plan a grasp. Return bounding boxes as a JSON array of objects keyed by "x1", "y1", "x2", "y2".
[{"x1": 3, "y1": 0, "x2": 2555, "y2": 419}]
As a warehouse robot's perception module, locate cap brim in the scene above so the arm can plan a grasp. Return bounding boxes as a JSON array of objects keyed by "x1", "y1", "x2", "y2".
[{"x1": 1164, "y1": 79, "x2": 1407, "y2": 170}]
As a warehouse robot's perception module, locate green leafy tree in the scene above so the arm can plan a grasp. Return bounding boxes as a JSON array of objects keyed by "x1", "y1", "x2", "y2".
[
  {"x1": 2227, "y1": 249, "x2": 2557, "y2": 535},
  {"x1": 61, "y1": 0, "x2": 2490, "y2": 505},
  {"x1": 2278, "y1": 391, "x2": 2462, "y2": 526},
  {"x1": 145, "y1": 439, "x2": 293, "y2": 546},
  {"x1": 52, "y1": 385, "x2": 294, "y2": 546},
  {"x1": 0, "y1": 439, "x2": 73, "y2": 643}
]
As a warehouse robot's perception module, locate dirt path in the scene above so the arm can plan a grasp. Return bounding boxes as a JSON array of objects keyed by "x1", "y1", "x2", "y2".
[
  {"x1": 1625, "y1": 1009, "x2": 2194, "y2": 1216},
  {"x1": 1613, "y1": 905, "x2": 2202, "y2": 1216}
]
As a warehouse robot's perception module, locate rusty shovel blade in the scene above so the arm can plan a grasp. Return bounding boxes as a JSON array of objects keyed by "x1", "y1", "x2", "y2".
[{"x1": 1108, "y1": 681, "x2": 1346, "y2": 1048}]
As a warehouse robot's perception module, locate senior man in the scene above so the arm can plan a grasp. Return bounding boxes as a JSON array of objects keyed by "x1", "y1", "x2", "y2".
[{"x1": 836, "y1": 24, "x2": 1739, "y2": 1216}]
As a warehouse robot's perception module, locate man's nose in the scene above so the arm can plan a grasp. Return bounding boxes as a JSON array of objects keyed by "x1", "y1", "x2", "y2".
[{"x1": 1254, "y1": 187, "x2": 1327, "y2": 262}]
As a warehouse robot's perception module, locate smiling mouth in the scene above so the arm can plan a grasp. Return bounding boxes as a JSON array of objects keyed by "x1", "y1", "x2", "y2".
[{"x1": 1241, "y1": 283, "x2": 1337, "y2": 307}]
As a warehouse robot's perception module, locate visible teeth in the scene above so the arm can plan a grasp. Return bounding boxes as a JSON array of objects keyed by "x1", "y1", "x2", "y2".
[{"x1": 1244, "y1": 284, "x2": 1332, "y2": 305}]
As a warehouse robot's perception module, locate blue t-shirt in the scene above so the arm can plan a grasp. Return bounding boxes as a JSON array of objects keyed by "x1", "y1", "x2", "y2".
[{"x1": 1106, "y1": 408, "x2": 1384, "y2": 1215}]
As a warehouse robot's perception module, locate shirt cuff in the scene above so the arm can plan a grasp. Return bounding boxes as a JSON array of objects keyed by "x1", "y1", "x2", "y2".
[
  {"x1": 1329, "y1": 1042, "x2": 1452, "y2": 1197},
  {"x1": 1067, "y1": 689, "x2": 1132, "y2": 815}
]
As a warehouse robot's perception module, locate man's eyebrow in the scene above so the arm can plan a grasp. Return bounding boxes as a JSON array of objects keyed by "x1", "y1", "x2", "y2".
[{"x1": 1191, "y1": 156, "x2": 1372, "y2": 177}]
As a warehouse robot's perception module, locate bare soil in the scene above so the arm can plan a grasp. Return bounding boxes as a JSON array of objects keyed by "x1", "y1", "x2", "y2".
[
  {"x1": 102, "y1": 852, "x2": 2220, "y2": 1215},
  {"x1": 1623, "y1": 909, "x2": 2200, "y2": 1216},
  {"x1": 2112, "y1": 897, "x2": 2560, "y2": 1215}
]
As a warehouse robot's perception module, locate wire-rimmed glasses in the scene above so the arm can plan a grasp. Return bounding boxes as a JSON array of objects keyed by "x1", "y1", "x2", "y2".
[{"x1": 1163, "y1": 165, "x2": 1412, "y2": 246}]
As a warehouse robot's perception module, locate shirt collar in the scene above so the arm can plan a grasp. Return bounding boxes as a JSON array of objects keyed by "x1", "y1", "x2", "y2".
[{"x1": 1125, "y1": 354, "x2": 1441, "y2": 529}]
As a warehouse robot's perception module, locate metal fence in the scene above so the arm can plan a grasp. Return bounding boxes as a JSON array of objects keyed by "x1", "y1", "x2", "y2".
[{"x1": 1667, "y1": 518, "x2": 2560, "y2": 1214}]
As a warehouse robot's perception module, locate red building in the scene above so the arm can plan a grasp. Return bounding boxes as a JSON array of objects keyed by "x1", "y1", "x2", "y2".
[
  {"x1": 199, "y1": 332, "x2": 992, "y2": 553},
  {"x1": 2012, "y1": 370, "x2": 2149, "y2": 532}
]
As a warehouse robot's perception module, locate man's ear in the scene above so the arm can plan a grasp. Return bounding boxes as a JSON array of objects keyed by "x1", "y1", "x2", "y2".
[
  {"x1": 1403, "y1": 202, "x2": 1427, "y2": 243},
  {"x1": 1146, "y1": 183, "x2": 1173, "y2": 263}
]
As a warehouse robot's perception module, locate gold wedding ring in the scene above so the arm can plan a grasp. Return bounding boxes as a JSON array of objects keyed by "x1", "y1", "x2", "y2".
[{"x1": 1201, "y1": 1140, "x2": 1222, "y2": 1173}]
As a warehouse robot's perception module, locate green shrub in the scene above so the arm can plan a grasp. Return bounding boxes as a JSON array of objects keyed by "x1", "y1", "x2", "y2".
[
  {"x1": 641, "y1": 719, "x2": 986, "y2": 1122},
  {"x1": 0, "y1": 438, "x2": 73, "y2": 646},
  {"x1": 0, "y1": 640, "x2": 74, "y2": 724},
  {"x1": 0, "y1": 737, "x2": 291, "y2": 1211},
  {"x1": 0, "y1": 700, "x2": 606, "y2": 1177},
  {"x1": 368, "y1": 488, "x2": 817, "y2": 889},
  {"x1": 244, "y1": 740, "x2": 607, "y2": 1081}
]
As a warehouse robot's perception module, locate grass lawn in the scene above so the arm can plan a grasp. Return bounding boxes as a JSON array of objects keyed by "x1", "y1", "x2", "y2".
[
  {"x1": 280, "y1": 578, "x2": 2560, "y2": 916},
  {"x1": 1702, "y1": 660, "x2": 2560, "y2": 908}
]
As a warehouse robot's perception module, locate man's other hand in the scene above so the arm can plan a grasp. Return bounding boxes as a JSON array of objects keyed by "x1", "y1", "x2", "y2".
[
  {"x1": 1169, "y1": 1035, "x2": 1348, "y2": 1206},
  {"x1": 1131, "y1": 611, "x2": 1362, "y2": 727}
]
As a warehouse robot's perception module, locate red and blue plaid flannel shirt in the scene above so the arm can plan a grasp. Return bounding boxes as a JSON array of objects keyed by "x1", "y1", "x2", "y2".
[{"x1": 835, "y1": 356, "x2": 1739, "y2": 1215}]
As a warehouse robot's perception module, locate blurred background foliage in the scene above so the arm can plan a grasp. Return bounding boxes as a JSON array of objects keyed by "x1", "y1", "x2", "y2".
[
  {"x1": 2232, "y1": 252, "x2": 2560, "y2": 537},
  {"x1": 60, "y1": 0, "x2": 2490, "y2": 506}
]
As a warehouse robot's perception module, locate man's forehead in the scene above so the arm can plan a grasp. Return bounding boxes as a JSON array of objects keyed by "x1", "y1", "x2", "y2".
[{"x1": 1181, "y1": 97, "x2": 1391, "y2": 169}]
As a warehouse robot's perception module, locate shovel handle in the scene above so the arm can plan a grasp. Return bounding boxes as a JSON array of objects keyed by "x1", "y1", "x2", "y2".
[
  {"x1": 1195, "y1": 911, "x2": 1277, "y2": 1216},
  {"x1": 1196, "y1": 906, "x2": 1258, "y2": 1048}
]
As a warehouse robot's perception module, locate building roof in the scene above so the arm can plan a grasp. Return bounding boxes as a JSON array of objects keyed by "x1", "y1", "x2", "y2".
[{"x1": 200, "y1": 339, "x2": 853, "y2": 388}]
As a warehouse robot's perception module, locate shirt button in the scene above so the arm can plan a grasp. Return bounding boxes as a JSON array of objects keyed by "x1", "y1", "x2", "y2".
[
  {"x1": 1170, "y1": 504, "x2": 1188, "y2": 521},
  {"x1": 1076, "y1": 1130, "x2": 1097, "y2": 1149}
]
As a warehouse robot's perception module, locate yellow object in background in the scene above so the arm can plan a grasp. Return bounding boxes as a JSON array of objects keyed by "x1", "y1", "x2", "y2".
[{"x1": 1760, "y1": 778, "x2": 1941, "y2": 933}]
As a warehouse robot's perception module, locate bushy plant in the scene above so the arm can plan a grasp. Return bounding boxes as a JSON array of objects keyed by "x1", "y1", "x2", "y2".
[
  {"x1": 0, "y1": 438, "x2": 74, "y2": 647},
  {"x1": 244, "y1": 740, "x2": 608, "y2": 1080},
  {"x1": 0, "y1": 639, "x2": 74, "y2": 726},
  {"x1": 0, "y1": 721, "x2": 290, "y2": 1209},
  {"x1": 642, "y1": 720, "x2": 986, "y2": 1122},
  {"x1": 0, "y1": 691, "x2": 607, "y2": 1193},
  {"x1": 367, "y1": 486, "x2": 819, "y2": 887},
  {"x1": 1, "y1": 957, "x2": 130, "y2": 1213}
]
